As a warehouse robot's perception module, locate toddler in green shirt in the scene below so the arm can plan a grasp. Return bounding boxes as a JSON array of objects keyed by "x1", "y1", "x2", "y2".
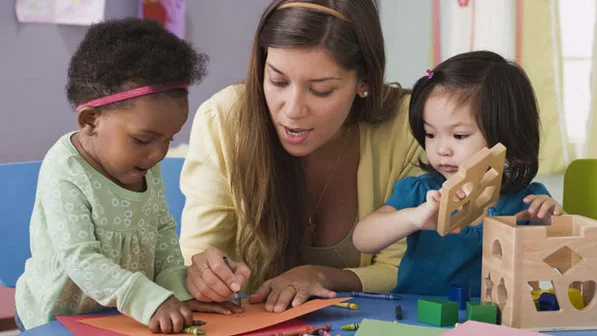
[{"x1": 15, "y1": 18, "x2": 241, "y2": 333}]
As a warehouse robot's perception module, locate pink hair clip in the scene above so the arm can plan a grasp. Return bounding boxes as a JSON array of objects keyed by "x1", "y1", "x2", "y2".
[{"x1": 425, "y1": 69, "x2": 434, "y2": 79}]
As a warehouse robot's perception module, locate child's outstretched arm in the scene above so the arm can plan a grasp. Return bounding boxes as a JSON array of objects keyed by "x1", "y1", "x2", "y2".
[
  {"x1": 152, "y1": 167, "x2": 198, "y2": 302},
  {"x1": 353, "y1": 190, "x2": 442, "y2": 253},
  {"x1": 43, "y1": 179, "x2": 177, "y2": 326}
]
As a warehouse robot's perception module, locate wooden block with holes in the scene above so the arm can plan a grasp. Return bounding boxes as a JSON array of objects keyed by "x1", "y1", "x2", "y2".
[
  {"x1": 481, "y1": 215, "x2": 597, "y2": 331},
  {"x1": 436, "y1": 143, "x2": 506, "y2": 236}
]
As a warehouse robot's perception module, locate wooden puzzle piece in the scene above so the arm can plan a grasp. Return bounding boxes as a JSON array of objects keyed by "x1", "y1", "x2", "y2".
[{"x1": 436, "y1": 143, "x2": 506, "y2": 236}]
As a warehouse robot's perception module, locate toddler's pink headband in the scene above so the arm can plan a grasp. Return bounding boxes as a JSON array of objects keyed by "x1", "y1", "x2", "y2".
[{"x1": 76, "y1": 82, "x2": 188, "y2": 112}]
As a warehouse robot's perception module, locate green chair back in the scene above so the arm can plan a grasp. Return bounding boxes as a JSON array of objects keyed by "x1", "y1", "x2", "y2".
[{"x1": 563, "y1": 159, "x2": 597, "y2": 220}]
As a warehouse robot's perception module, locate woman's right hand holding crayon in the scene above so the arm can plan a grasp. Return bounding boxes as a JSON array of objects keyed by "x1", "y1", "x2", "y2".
[{"x1": 186, "y1": 246, "x2": 251, "y2": 303}]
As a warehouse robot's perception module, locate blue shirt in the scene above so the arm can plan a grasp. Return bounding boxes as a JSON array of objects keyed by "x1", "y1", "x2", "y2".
[{"x1": 386, "y1": 172, "x2": 549, "y2": 296}]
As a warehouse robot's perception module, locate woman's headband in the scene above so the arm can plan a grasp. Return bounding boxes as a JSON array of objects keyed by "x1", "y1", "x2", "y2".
[
  {"x1": 278, "y1": 2, "x2": 348, "y2": 22},
  {"x1": 76, "y1": 82, "x2": 188, "y2": 112}
]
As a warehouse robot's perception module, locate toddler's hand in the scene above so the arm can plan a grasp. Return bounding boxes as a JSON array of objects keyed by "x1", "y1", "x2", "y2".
[
  {"x1": 515, "y1": 194, "x2": 564, "y2": 223},
  {"x1": 149, "y1": 296, "x2": 193, "y2": 334},
  {"x1": 414, "y1": 188, "x2": 468, "y2": 232},
  {"x1": 414, "y1": 190, "x2": 442, "y2": 230}
]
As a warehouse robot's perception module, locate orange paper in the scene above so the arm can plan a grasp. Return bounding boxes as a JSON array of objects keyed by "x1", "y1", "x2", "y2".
[{"x1": 81, "y1": 297, "x2": 349, "y2": 336}]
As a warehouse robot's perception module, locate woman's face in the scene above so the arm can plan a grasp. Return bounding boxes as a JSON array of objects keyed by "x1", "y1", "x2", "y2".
[{"x1": 263, "y1": 46, "x2": 362, "y2": 157}]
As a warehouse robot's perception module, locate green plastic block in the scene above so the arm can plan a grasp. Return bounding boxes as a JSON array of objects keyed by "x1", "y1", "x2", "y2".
[
  {"x1": 466, "y1": 301, "x2": 498, "y2": 324},
  {"x1": 417, "y1": 299, "x2": 458, "y2": 327}
]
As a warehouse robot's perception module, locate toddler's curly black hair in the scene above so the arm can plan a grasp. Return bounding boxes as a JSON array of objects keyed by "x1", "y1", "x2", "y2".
[{"x1": 66, "y1": 18, "x2": 208, "y2": 108}]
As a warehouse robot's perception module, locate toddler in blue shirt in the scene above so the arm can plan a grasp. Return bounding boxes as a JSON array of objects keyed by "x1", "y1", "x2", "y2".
[{"x1": 353, "y1": 51, "x2": 563, "y2": 296}]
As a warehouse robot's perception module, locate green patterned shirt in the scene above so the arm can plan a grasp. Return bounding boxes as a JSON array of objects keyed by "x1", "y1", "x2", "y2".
[{"x1": 15, "y1": 132, "x2": 192, "y2": 330}]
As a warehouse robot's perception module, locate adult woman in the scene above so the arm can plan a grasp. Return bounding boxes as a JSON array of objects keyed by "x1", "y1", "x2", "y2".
[{"x1": 180, "y1": 0, "x2": 422, "y2": 312}]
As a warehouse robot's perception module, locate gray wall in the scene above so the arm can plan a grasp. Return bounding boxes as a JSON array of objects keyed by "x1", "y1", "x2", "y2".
[
  {"x1": 0, "y1": 0, "x2": 269, "y2": 163},
  {"x1": 380, "y1": 0, "x2": 432, "y2": 87},
  {"x1": 1, "y1": 0, "x2": 428, "y2": 163}
]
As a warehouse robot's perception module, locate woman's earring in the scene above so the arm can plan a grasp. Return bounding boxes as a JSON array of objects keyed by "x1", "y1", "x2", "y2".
[{"x1": 362, "y1": 91, "x2": 369, "y2": 98}]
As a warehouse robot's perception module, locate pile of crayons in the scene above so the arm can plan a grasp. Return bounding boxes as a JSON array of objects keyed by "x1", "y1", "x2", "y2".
[{"x1": 336, "y1": 292, "x2": 403, "y2": 331}]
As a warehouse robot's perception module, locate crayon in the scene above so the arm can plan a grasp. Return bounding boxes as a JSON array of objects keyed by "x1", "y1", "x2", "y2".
[
  {"x1": 350, "y1": 292, "x2": 401, "y2": 300},
  {"x1": 182, "y1": 326, "x2": 205, "y2": 335},
  {"x1": 276, "y1": 324, "x2": 331, "y2": 336},
  {"x1": 333, "y1": 302, "x2": 358, "y2": 310},
  {"x1": 395, "y1": 304, "x2": 402, "y2": 320},
  {"x1": 341, "y1": 323, "x2": 360, "y2": 331},
  {"x1": 223, "y1": 255, "x2": 242, "y2": 306}
]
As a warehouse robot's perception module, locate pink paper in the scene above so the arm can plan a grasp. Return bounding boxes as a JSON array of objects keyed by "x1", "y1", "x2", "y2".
[{"x1": 441, "y1": 320, "x2": 549, "y2": 335}]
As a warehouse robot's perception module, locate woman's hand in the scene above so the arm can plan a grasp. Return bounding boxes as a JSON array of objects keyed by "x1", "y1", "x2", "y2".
[
  {"x1": 249, "y1": 265, "x2": 337, "y2": 312},
  {"x1": 183, "y1": 299, "x2": 243, "y2": 314},
  {"x1": 186, "y1": 246, "x2": 251, "y2": 303},
  {"x1": 515, "y1": 194, "x2": 564, "y2": 222}
]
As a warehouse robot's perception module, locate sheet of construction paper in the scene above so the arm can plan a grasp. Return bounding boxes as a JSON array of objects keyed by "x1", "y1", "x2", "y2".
[
  {"x1": 440, "y1": 320, "x2": 548, "y2": 335},
  {"x1": 355, "y1": 319, "x2": 444, "y2": 336},
  {"x1": 81, "y1": 297, "x2": 349, "y2": 336},
  {"x1": 56, "y1": 314, "x2": 124, "y2": 336}
]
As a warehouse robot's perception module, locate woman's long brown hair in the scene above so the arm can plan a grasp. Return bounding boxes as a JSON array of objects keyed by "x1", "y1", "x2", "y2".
[{"x1": 230, "y1": 0, "x2": 407, "y2": 290}]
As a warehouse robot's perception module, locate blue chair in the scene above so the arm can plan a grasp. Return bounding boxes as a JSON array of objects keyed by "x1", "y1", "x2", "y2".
[
  {"x1": 0, "y1": 158, "x2": 186, "y2": 288},
  {"x1": 160, "y1": 157, "x2": 186, "y2": 237},
  {"x1": 0, "y1": 161, "x2": 41, "y2": 288}
]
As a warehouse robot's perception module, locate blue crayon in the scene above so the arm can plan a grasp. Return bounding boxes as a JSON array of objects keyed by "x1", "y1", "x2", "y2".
[{"x1": 350, "y1": 292, "x2": 402, "y2": 300}]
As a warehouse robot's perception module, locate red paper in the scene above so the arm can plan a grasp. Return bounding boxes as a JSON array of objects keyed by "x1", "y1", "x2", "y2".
[
  {"x1": 56, "y1": 314, "x2": 125, "y2": 336},
  {"x1": 58, "y1": 314, "x2": 309, "y2": 336}
]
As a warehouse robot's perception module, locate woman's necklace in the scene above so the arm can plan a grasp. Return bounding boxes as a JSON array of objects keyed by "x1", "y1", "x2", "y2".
[{"x1": 306, "y1": 127, "x2": 351, "y2": 234}]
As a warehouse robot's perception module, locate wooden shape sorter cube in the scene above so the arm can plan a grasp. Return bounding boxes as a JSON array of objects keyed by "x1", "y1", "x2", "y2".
[
  {"x1": 436, "y1": 143, "x2": 506, "y2": 236},
  {"x1": 481, "y1": 215, "x2": 597, "y2": 331}
]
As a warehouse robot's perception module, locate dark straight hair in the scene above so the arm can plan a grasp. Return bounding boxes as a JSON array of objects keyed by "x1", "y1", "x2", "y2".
[{"x1": 408, "y1": 50, "x2": 540, "y2": 194}]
